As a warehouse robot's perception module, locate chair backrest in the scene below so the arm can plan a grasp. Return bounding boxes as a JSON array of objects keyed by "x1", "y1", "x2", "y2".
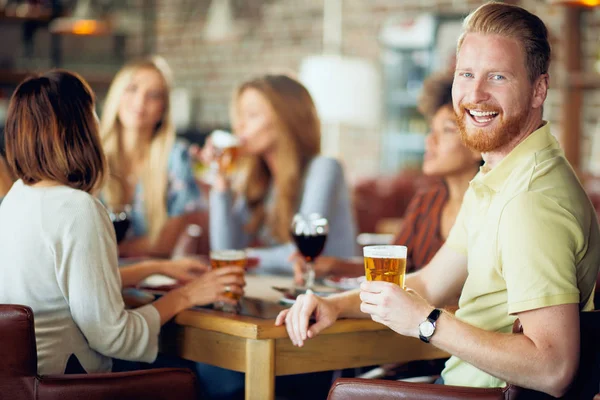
[
  {"x1": 0, "y1": 304, "x2": 198, "y2": 400},
  {"x1": 563, "y1": 310, "x2": 600, "y2": 399},
  {"x1": 0, "y1": 304, "x2": 37, "y2": 376},
  {"x1": 37, "y1": 369, "x2": 199, "y2": 400},
  {"x1": 0, "y1": 304, "x2": 37, "y2": 399},
  {"x1": 327, "y1": 378, "x2": 511, "y2": 400}
]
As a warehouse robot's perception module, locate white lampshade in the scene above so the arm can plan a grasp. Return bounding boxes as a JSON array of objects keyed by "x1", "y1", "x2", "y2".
[
  {"x1": 170, "y1": 88, "x2": 192, "y2": 132},
  {"x1": 299, "y1": 55, "x2": 381, "y2": 128}
]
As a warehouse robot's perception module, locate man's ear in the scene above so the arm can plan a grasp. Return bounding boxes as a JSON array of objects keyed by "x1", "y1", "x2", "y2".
[{"x1": 532, "y1": 74, "x2": 549, "y2": 110}]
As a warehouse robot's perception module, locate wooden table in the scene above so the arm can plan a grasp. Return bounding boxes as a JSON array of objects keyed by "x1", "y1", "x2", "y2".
[{"x1": 159, "y1": 274, "x2": 449, "y2": 400}]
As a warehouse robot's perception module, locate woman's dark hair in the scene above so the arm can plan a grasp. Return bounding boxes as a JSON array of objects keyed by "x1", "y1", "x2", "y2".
[
  {"x1": 417, "y1": 71, "x2": 454, "y2": 120},
  {"x1": 4, "y1": 69, "x2": 106, "y2": 193}
]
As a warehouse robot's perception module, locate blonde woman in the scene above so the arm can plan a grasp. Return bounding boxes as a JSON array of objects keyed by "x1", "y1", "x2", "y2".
[
  {"x1": 101, "y1": 56, "x2": 205, "y2": 257},
  {"x1": 204, "y1": 74, "x2": 357, "y2": 274},
  {"x1": 194, "y1": 72, "x2": 353, "y2": 399}
]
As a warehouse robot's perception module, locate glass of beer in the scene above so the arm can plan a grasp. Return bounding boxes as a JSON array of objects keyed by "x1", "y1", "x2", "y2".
[
  {"x1": 211, "y1": 130, "x2": 241, "y2": 175},
  {"x1": 210, "y1": 249, "x2": 246, "y2": 312},
  {"x1": 363, "y1": 245, "x2": 407, "y2": 288}
]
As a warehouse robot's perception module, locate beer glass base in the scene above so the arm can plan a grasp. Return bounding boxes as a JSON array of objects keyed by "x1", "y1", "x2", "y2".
[{"x1": 214, "y1": 301, "x2": 238, "y2": 313}]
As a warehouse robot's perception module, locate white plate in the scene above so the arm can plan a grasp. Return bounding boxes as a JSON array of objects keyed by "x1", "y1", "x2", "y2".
[
  {"x1": 323, "y1": 276, "x2": 366, "y2": 290},
  {"x1": 279, "y1": 296, "x2": 297, "y2": 306},
  {"x1": 141, "y1": 274, "x2": 178, "y2": 288},
  {"x1": 277, "y1": 288, "x2": 338, "y2": 306}
]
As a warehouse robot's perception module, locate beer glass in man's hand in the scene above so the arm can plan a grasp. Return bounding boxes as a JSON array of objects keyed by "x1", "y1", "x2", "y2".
[
  {"x1": 291, "y1": 213, "x2": 328, "y2": 289},
  {"x1": 363, "y1": 245, "x2": 407, "y2": 288}
]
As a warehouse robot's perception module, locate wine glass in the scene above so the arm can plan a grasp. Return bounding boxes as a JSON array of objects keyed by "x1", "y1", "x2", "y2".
[
  {"x1": 291, "y1": 213, "x2": 329, "y2": 289},
  {"x1": 107, "y1": 204, "x2": 132, "y2": 244}
]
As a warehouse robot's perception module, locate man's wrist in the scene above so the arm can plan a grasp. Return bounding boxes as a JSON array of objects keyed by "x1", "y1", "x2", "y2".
[{"x1": 418, "y1": 308, "x2": 442, "y2": 343}]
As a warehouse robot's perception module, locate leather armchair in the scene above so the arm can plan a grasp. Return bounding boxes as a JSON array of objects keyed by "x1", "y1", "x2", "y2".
[
  {"x1": 328, "y1": 311, "x2": 600, "y2": 400},
  {"x1": 327, "y1": 379, "x2": 519, "y2": 400},
  {"x1": 0, "y1": 304, "x2": 198, "y2": 400}
]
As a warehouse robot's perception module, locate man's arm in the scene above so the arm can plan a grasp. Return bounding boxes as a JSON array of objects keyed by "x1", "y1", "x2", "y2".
[
  {"x1": 360, "y1": 281, "x2": 579, "y2": 397},
  {"x1": 275, "y1": 243, "x2": 469, "y2": 347},
  {"x1": 405, "y1": 244, "x2": 468, "y2": 307},
  {"x1": 432, "y1": 303, "x2": 579, "y2": 397},
  {"x1": 335, "y1": 244, "x2": 467, "y2": 318}
]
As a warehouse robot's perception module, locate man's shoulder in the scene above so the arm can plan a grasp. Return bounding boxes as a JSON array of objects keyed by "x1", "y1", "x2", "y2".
[
  {"x1": 499, "y1": 186, "x2": 594, "y2": 244},
  {"x1": 502, "y1": 147, "x2": 588, "y2": 215},
  {"x1": 529, "y1": 155, "x2": 590, "y2": 213}
]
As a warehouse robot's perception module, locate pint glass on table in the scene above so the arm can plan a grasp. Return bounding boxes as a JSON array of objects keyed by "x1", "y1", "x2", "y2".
[
  {"x1": 363, "y1": 245, "x2": 407, "y2": 288},
  {"x1": 210, "y1": 249, "x2": 246, "y2": 312}
]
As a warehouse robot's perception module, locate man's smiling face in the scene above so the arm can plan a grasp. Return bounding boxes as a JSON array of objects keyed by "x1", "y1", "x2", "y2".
[{"x1": 452, "y1": 32, "x2": 535, "y2": 153}]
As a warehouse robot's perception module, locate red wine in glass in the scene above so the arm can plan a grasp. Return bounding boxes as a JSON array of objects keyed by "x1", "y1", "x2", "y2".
[
  {"x1": 291, "y1": 213, "x2": 329, "y2": 289},
  {"x1": 108, "y1": 205, "x2": 132, "y2": 244},
  {"x1": 292, "y1": 233, "x2": 327, "y2": 262},
  {"x1": 112, "y1": 219, "x2": 131, "y2": 243}
]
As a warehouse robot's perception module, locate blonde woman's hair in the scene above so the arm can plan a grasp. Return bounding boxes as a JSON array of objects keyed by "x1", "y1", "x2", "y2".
[
  {"x1": 100, "y1": 56, "x2": 175, "y2": 241},
  {"x1": 233, "y1": 74, "x2": 321, "y2": 242},
  {"x1": 457, "y1": 2, "x2": 550, "y2": 83}
]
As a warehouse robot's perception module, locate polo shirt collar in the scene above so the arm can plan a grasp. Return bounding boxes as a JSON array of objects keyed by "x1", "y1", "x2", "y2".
[{"x1": 471, "y1": 122, "x2": 555, "y2": 193}]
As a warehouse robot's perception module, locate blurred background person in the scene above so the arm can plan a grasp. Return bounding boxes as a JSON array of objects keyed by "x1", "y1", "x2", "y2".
[
  {"x1": 294, "y1": 72, "x2": 482, "y2": 288},
  {"x1": 100, "y1": 56, "x2": 206, "y2": 258},
  {"x1": 0, "y1": 70, "x2": 245, "y2": 376},
  {"x1": 203, "y1": 74, "x2": 357, "y2": 274}
]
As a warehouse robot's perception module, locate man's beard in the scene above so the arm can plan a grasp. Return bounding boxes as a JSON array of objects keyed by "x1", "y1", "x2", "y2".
[{"x1": 456, "y1": 103, "x2": 529, "y2": 153}]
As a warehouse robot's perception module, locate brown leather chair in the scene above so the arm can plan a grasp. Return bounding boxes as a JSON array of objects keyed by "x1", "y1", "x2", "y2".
[
  {"x1": 328, "y1": 311, "x2": 600, "y2": 400},
  {"x1": 0, "y1": 304, "x2": 198, "y2": 400}
]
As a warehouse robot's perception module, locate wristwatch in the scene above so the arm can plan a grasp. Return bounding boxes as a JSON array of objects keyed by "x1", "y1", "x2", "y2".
[{"x1": 418, "y1": 308, "x2": 442, "y2": 343}]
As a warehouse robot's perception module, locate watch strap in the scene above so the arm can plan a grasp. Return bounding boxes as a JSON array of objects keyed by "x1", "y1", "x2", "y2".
[{"x1": 428, "y1": 308, "x2": 442, "y2": 323}]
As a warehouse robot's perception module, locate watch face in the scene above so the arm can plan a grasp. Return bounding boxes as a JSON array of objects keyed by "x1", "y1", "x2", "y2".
[{"x1": 419, "y1": 321, "x2": 435, "y2": 337}]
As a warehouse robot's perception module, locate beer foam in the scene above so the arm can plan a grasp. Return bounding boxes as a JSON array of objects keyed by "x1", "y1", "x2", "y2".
[
  {"x1": 363, "y1": 245, "x2": 407, "y2": 259},
  {"x1": 210, "y1": 249, "x2": 246, "y2": 261},
  {"x1": 211, "y1": 130, "x2": 240, "y2": 148}
]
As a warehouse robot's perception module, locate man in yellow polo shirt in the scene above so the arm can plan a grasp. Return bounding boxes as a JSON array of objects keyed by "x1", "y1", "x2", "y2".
[{"x1": 275, "y1": 2, "x2": 600, "y2": 397}]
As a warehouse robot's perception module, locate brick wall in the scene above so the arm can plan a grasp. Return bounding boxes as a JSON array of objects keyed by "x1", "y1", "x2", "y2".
[
  {"x1": 155, "y1": 0, "x2": 324, "y2": 128},
  {"x1": 152, "y1": 0, "x2": 599, "y2": 181},
  {"x1": 0, "y1": 0, "x2": 151, "y2": 89}
]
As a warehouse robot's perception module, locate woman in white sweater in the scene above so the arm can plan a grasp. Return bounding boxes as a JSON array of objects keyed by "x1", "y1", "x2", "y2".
[{"x1": 0, "y1": 70, "x2": 245, "y2": 375}]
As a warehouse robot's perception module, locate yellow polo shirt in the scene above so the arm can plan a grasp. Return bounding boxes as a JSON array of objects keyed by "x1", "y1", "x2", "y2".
[{"x1": 441, "y1": 123, "x2": 600, "y2": 388}]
